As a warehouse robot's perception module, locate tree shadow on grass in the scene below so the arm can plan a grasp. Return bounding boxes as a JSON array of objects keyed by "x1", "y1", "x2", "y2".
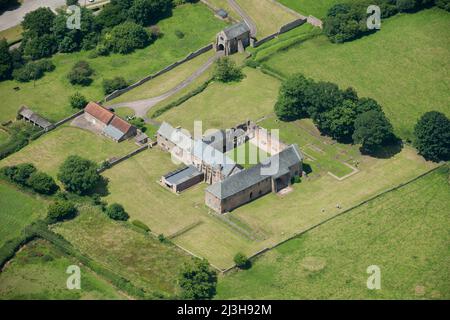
[
  {"x1": 90, "y1": 176, "x2": 110, "y2": 197},
  {"x1": 360, "y1": 139, "x2": 404, "y2": 159}
]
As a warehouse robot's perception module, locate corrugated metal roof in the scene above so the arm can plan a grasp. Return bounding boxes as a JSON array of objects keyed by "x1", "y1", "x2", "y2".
[
  {"x1": 18, "y1": 106, "x2": 53, "y2": 129},
  {"x1": 103, "y1": 124, "x2": 124, "y2": 141},
  {"x1": 164, "y1": 165, "x2": 203, "y2": 186}
]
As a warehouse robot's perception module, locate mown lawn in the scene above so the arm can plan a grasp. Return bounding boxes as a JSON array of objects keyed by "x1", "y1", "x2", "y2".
[
  {"x1": 279, "y1": 0, "x2": 344, "y2": 18},
  {"x1": 101, "y1": 138, "x2": 435, "y2": 269},
  {"x1": 259, "y1": 8, "x2": 450, "y2": 139},
  {"x1": 0, "y1": 182, "x2": 48, "y2": 248},
  {"x1": 0, "y1": 239, "x2": 126, "y2": 300},
  {"x1": 155, "y1": 67, "x2": 280, "y2": 132},
  {"x1": 259, "y1": 116, "x2": 360, "y2": 178},
  {"x1": 53, "y1": 205, "x2": 194, "y2": 297},
  {"x1": 226, "y1": 141, "x2": 270, "y2": 169},
  {"x1": 101, "y1": 148, "x2": 264, "y2": 270},
  {"x1": 0, "y1": 126, "x2": 136, "y2": 177},
  {"x1": 235, "y1": 0, "x2": 298, "y2": 37},
  {"x1": 217, "y1": 166, "x2": 450, "y2": 299},
  {"x1": 0, "y1": 3, "x2": 227, "y2": 124}
]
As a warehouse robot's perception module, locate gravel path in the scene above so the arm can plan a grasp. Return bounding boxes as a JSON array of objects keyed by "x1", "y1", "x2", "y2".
[
  {"x1": 109, "y1": 51, "x2": 223, "y2": 119},
  {"x1": 227, "y1": 0, "x2": 257, "y2": 37},
  {"x1": 0, "y1": 0, "x2": 79, "y2": 31}
]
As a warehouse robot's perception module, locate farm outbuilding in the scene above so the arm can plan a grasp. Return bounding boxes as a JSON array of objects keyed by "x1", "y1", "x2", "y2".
[
  {"x1": 161, "y1": 166, "x2": 204, "y2": 193},
  {"x1": 83, "y1": 102, "x2": 137, "y2": 142},
  {"x1": 17, "y1": 106, "x2": 54, "y2": 131}
]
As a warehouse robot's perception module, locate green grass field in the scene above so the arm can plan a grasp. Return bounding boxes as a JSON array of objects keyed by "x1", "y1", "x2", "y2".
[
  {"x1": 100, "y1": 135, "x2": 436, "y2": 269},
  {"x1": 0, "y1": 129, "x2": 9, "y2": 145},
  {"x1": 53, "y1": 205, "x2": 193, "y2": 297},
  {"x1": 259, "y1": 8, "x2": 450, "y2": 139},
  {"x1": 0, "y1": 239, "x2": 126, "y2": 300},
  {"x1": 234, "y1": 0, "x2": 298, "y2": 37},
  {"x1": 0, "y1": 126, "x2": 136, "y2": 177},
  {"x1": 0, "y1": 3, "x2": 226, "y2": 124},
  {"x1": 106, "y1": 50, "x2": 216, "y2": 106},
  {"x1": 0, "y1": 182, "x2": 48, "y2": 247},
  {"x1": 226, "y1": 141, "x2": 270, "y2": 169},
  {"x1": 217, "y1": 166, "x2": 450, "y2": 299},
  {"x1": 279, "y1": 0, "x2": 343, "y2": 18},
  {"x1": 101, "y1": 148, "x2": 265, "y2": 269},
  {"x1": 155, "y1": 67, "x2": 280, "y2": 131},
  {"x1": 259, "y1": 116, "x2": 360, "y2": 178}
]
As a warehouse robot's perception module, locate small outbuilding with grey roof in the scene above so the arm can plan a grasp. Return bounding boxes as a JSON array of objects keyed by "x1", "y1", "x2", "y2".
[
  {"x1": 161, "y1": 166, "x2": 204, "y2": 193},
  {"x1": 216, "y1": 22, "x2": 251, "y2": 55}
]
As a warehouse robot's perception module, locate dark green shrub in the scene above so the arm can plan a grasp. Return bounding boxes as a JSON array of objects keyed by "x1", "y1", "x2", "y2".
[
  {"x1": 234, "y1": 252, "x2": 251, "y2": 269},
  {"x1": 132, "y1": 220, "x2": 150, "y2": 232},
  {"x1": 175, "y1": 30, "x2": 185, "y2": 39},
  {"x1": 69, "y1": 92, "x2": 88, "y2": 109},
  {"x1": 105, "y1": 203, "x2": 129, "y2": 221},
  {"x1": 57, "y1": 155, "x2": 101, "y2": 194},
  {"x1": 413, "y1": 111, "x2": 450, "y2": 162},
  {"x1": 46, "y1": 201, "x2": 77, "y2": 224},
  {"x1": 179, "y1": 259, "x2": 217, "y2": 300},
  {"x1": 214, "y1": 57, "x2": 244, "y2": 83},
  {"x1": 27, "y1": 171, "x2": 59, "y2": 195},
  {"x1": 67, "y1": 60, "x2": 94, "y2": 86},
  {"x1": 103, "y1": 77, "x2": 128, "y2": 95}
]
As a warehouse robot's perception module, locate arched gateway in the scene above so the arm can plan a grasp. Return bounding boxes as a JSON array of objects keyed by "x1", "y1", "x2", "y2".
[{"x1": 215, "y1": 22, "x2": 251, "y2": 56}]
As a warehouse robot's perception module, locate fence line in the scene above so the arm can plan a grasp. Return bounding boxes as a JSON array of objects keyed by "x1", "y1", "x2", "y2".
[{"x1": 103, "y1": 44, "x2": 213, "y2": 102}]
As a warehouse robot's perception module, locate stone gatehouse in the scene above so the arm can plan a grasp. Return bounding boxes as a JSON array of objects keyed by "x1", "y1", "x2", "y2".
[{"x1": 215, "y1": 22, "x2": 251, "y2": 56}]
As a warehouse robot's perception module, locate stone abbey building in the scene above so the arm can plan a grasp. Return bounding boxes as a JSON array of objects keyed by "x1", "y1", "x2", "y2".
[{"x1": 157, "y1": 121, "x2": 303, "y2": 213}]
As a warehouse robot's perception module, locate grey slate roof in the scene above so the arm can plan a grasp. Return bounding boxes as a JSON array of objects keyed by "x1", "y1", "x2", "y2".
[
  {"x1": 206, "y1": 144, "x2": 303, "y2": 200},
  {"x1": 158, "y1": 122, "x2": 238, "y2": 177},
  {"x1": 206, "y1": 162, "x2": 269, "y2": 200},
  {"x1": 103, "y1": 124, "x2": 124, "y2": 141},
  {"x1": 157, "y1": 122, "x2": 192, "y2": 152},
  {"x1": 18, "y1": 106, "x2": 53, "y2": 129},
  {"x1": 164, "y1": 165, "x2": 203, "y2": 186},
  {"x1": 222, "y1": 22, "x2": 250, "y2": 39}
]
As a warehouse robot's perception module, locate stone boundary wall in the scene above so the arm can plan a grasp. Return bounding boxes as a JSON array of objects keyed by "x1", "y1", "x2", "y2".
[
  {"x1": 52, "y1": 110, "x2": 85, "y2": 128},
  {"x1": 104, "y1": 44, "x2": 214, "y2": 102},
  {"x1": 251, "y1": 18, "x2": 306, "y2": 48},
  {"x1": 97, "y1": 144, "x2": 150, "y2": 173},
  {"x1": 307, "y1": 15, "x2": 323, "y2": 28}
]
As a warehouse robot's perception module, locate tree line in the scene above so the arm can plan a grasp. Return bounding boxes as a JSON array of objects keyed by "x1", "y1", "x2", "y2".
[
  {"x1": 274, "y1": 74, "x2": 449, "y2": 161},
  {"x1": 0, "y1": 0, "x2": 198, "y2": 82},
  {"x1": 324, "y1": 0, "x2": 449, "y2": 43},
  {"x1": 275, "y1": 73, "x2": 396, "y2": 153}
]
